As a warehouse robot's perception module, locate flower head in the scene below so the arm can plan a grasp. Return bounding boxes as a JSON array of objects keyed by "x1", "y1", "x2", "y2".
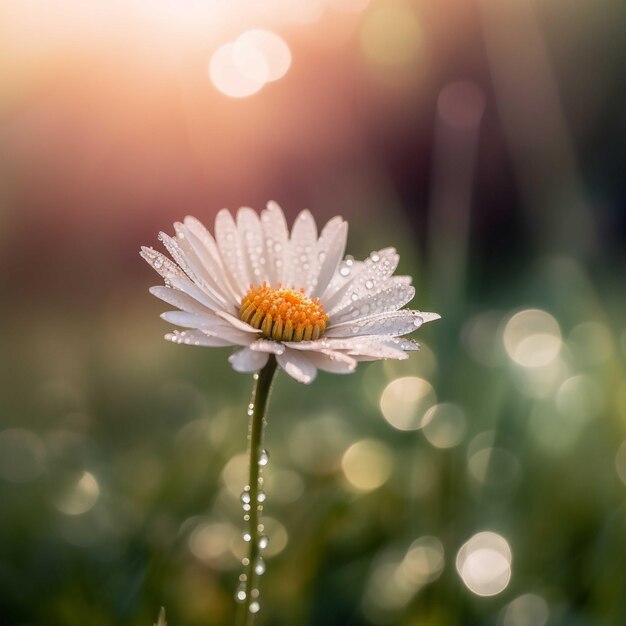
[{"x1": 141, "y1": 202, "x2": 440, "y2": 383}]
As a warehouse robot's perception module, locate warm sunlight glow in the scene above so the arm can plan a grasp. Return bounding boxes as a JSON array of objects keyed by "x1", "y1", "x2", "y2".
[{"x1": 209, "y1": 30, "x2": 291, "y2": 98}]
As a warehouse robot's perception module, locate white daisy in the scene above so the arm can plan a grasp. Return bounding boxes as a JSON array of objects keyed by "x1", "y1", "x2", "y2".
[{"x1": 141, "y1": 202, "x2": 440, "y2": 384}]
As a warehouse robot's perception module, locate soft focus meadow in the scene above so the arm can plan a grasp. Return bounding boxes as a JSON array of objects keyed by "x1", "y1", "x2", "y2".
[{"x1": 1, "y1": 1, "x2": 626, "y2": 625}]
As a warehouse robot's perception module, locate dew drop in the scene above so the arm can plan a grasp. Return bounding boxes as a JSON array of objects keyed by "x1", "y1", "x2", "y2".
[
  {"x1": 249, "y1": 601, "x2": 260, "y2": 614},
  {"x1": 243, "y1": 531, "x2": 252, "y2": 542},
  {"x1": 259, "y1": 535, "x2": 269, "y2": 550},
  {"x1": 365, "y1": 280, "x2": 374, "y2": 289},
  {"x1": 243, "y1": 503, "x2": 251, "y2": 512},
  {"x1": 257, "y1": 490, "x2": 267, "y2": 503},
  {"x1": 370, "y1": 253, "x2": 380, "y2": 262},
  {"x1": 235, "y1": 583, "x2": 247, "y2": 603},
  {"x1": 241, "y1": 490, "x2": 252, "y2": 505},
  {"x1": 254, "y1": 557, "x2": 266, "y2": 575},
  {"x1": 259, "y1": 449, "x2": 270, "y2": 466},
  {"x1": 340, "y1": 267, "x2": 350, "y2": 277},
  {"x1": 251, "y1": 588, "x2": 260, "y2": 599}
]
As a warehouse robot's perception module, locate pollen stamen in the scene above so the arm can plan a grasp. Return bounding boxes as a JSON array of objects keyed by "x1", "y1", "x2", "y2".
[{"x1": 239, "y1": 283, "x2": 329, "y2": 342}]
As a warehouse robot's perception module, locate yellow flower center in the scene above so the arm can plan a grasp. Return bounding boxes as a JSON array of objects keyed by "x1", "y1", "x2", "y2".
[{"x1": 239, "y1": 283, "x2": 329, "y2": 342}]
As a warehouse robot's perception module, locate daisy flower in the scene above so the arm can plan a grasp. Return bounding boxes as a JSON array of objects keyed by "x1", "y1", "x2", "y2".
[
  {"x1": 142, "y1": 202, "x2": 439, "y2": 624},
  {"x1": 141, "y1": 202, "x2": 439, "y2": 383}
]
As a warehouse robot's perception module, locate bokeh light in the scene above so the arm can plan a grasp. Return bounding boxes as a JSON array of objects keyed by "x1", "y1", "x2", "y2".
[
  {"x1": 456, "y1": 532, "x2": 512, "y2": 597},
  {"x1": 341, "y1": 439, "x2": 392, "y2": 492},
  {"x1": 501, "y1": 593, "x2": 550, "y2": 626},
  {"x1": 209, "y1": 30, "x2": 291, "y2": 98},
  {"x1": 53, "y1": 471, "x2": 100, "y2": 516},
  {"x1": 400, "y1": 536, "x2": 444, "y2": 585},
  {"x1": 422, "y1": 403, "x2": 467, "y2": 448},
  {"x1": 379, "y1": 376, "x2": 436, "y2": 431},
  {"x1": 503, "y1": 309, "x2": 562, "y2": 368}
]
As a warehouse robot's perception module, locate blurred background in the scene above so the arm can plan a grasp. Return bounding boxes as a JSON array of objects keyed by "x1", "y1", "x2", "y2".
[{"x1": 1, "y1": 0, "x2": 626, "y2": 624}]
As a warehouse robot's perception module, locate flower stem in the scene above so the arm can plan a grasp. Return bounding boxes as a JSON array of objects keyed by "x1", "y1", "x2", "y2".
[{"x1": 237, "y1": 355, "x2": 277, "y2": 626}]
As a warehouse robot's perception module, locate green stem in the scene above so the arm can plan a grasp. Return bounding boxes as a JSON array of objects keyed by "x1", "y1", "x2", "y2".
[{"x1": 236, "y1": 355, "x2": 277, "y2": 626}]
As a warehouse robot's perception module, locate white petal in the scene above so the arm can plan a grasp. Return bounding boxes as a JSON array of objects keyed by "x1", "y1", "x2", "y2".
[
  {"x1": 166, "y1": 274, "x2": 227, "y2": 312},
  {"x1": 347, "y1": 343, "x2": 409, "y2": 360},
  {"x1": 325, "y1": 248, "x2": 399, "y2": 314},
  {"x1": 140, "y1": 246, "x2": 186, "y2": 283},
  {"x1": 389, "y1": 337, "x2": 421, "y2": 351},
  {"x1": 164, "y1": 329, "x2": 235, "y2": 347},
  {"x1": 149, "y1": 286, "x2": 211, "y2": 315},
  {"x1": 160, "y1": 310, "x2": 223, "y2": 329},
  {"x1": 173, "y1": 222, "x2": 234, "y2": 304},
  {"x1": 182, "y1": 216, "x2": 240, "y2": 305},
  {"x1": 325, "y1": 309, "x2": 423, "y2": 337},
  {"x1": 249, "y1": 339, "x2": 286, "y2": 355},
  {"x1": 157, "y1": 232, "x2": 226, "y2": 311},
  {"x1": 161, "y1": 311, "x2": 256, "y2": 345},
  {"x1": 394, "y1": 275, "x2": 413, "y2": 285},
  {"x1": 312, "y1": 220, "x2": 348, "y2": 298},
  {"x1": 229, "y1": 348, "x2": 269, "y2": 372},
  {"x1": 321, "y1": 258, "x2": 364, "y2": 302},
  {"x1": 329, "y1": 282, "x2": 415, "y2": 324},
  {"x1": 288, "y1": 209, "x2": 318, "y2": 291},
  {"x1": 207, "y1": 325, "x2": 258, "y2": 346},
  {"x1": 215, "y1": 209, "x2": 250, "y2": 297},
  {"x1": 284, "y1": 336, "x2": 408, "y2": 359},
  {"x1": 261, "y1": 201, "x2": 289, "y2": 286},
  {"x1": 215, "y1": 310, "x2": 262, "y2": 334},
  {"x1": 237, "y1": 207, "x2": 268, "y2": 285},
  {"x1": 304, "y1": 349, "x2": 357, "y2": 374},
  {"x1": 417, "y1": 311, "x2": 441, "y2": 323},
  {"x1": 277, "y1": 350, "x2": 317, "y2": 384}
]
